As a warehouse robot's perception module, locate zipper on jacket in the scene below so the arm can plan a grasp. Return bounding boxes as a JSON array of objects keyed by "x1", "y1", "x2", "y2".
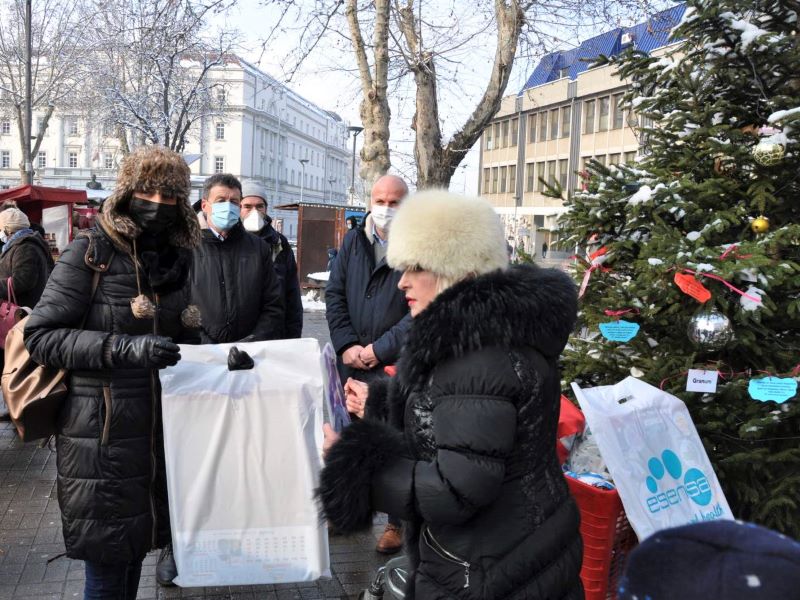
[
  {"x1": 148, "y1": 293, "x2": 160, "y2": 549},
  {"x1": 100, "y1": 385, "x2": 112, "y2": 446},
  {"x1": 423, "y1": 526, "x2": 471, "y2": 589}
]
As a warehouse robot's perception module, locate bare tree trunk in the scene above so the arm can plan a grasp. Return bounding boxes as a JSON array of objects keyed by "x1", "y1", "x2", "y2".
[{"x1": 346, "y1": 0, "x2": 391, "y2": 190}]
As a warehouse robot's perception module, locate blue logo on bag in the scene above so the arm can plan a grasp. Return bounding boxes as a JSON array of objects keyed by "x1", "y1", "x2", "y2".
[{"x1": 644, "y1": 449, "x2": 713, "y2": 513}]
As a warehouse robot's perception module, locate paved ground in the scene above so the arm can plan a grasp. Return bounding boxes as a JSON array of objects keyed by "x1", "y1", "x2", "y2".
[{"x1": 0, "y1": 310, "x2": 395, "y2": 599}]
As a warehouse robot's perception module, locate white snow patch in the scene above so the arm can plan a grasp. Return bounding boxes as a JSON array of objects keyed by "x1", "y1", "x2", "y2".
[
  {"x1": 746, "y1": 575, "x2": 761, "y2": 588},
  {"x1": 768, "y1": 107, "x2": 800, "y2": 123},
  {"x1": 744, "y1": 427, "x2": 759, "y2": 433},
  {"x1": 630, "y1": 367, "x2": 644, "y2": 378},
  {"x1": 647, "y1": 258, "x2": 664, "y2": 266},
  {"x1": 302, "y1": 292, "x2": 326, "y2": 312},
  {"x1": 628, "y1": 185, "x2": 652, "y2": 205},
  {"x1": 694, "y1": 263, "x2": 714, "y2": 273},
  {"x1": 722, "y1": 14, "x2": 770, "y2": 49},
  {"x1": 307, "y1": 271, "x2": 330, "y2": 281},
  {"x1": 740, "y1": 286, "x2": 765, "y2": 311},
  {"x1": 647, "y1": 337, "x2": 659, "y2": 348},
  {"x1": 686, "y1": 231, "x2": 702, "y2": 241}
]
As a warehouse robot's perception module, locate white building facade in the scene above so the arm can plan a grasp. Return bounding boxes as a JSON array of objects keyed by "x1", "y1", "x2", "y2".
[{"x1": 0, "y1": 55, "x2": 353, "y2": 241}]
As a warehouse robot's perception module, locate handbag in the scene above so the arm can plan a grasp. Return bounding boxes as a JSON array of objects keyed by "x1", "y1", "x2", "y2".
[
  {"x1": 0, "y1": 277, "x2": 21, "y2": 350},
  {"x1": 2, "y1": 270, "x2": 100, "y2": 442}
]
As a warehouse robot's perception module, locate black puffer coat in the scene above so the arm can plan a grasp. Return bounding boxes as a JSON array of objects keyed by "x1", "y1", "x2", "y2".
[
  {"x1": 0, "y1": 231, "x2": 54, "y2": 309},
  {"x1": 320, "y1": 265, "x2": 584, "y2": 599},
  {"x1": 23, "y1": 148, "x2": 202, "y2": 565},
  {"x1": 253, "y1": 217, "x2": 302, "y2": 339},
  {"x1": 325, "y1": 215, "x2": 411, "y2": 382},
  {"x1": 189, "y1": 222, "x2": 284, "y2": 343}
]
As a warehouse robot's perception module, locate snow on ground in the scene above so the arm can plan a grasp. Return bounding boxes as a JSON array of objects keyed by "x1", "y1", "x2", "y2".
[{"x1": 302, "y1": 292, "x2": 326, "y2": 311}]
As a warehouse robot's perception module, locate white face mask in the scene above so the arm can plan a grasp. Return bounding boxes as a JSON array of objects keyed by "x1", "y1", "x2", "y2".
[
  {"x1": 242, "y1": 210, "x2": 265, "y2": 232},
  {"x1": 371, "y1": 205, "x2": 397, "y2": 231},
  {"x1": 0, "y1": 231, "x2": 7, "y2": 244}
]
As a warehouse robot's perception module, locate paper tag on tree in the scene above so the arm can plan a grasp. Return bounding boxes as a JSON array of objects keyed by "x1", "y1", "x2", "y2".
[
  {"x1": 674, "y1": 272, "x2": 712, "y2": 303},
  {"x1": 686, "y1": 369, "x2": 719, "y2": 393},
  {"x1": 599, "y1": 320, "x2": 640, "y2": 342},
  {"x1": 748, "y1": 377, "x2": 797, "y2": 403}
]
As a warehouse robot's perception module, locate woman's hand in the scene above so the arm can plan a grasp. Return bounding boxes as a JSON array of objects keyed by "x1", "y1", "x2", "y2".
[
  {"x1": 322, "y1": 423, "x2": 340, "y2": 459},
  {"x1": 344, "y1": 377, "x2": 369, "y2": 418}
]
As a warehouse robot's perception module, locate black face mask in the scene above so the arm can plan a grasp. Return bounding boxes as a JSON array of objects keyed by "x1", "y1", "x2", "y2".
[{"x1": 129, "y1": 198, "x2": 177, "y2": 235}]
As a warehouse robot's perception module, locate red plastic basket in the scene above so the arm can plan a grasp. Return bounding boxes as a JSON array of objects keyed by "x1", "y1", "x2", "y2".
[{"x1": 566, "y1": 475, "x2": 638, "y2": 600}]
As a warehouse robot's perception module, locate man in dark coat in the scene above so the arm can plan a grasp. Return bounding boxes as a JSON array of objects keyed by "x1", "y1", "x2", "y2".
[
  {"x1": 240, "y1": 180, "x2": 302, "y2": 338},
  {"x1": 24, "y1": 146, "x2": 203, "y2": 599},
  {"x1": 324, "y1": 173, "x2": 411, "y2": 553},
  {"x1": 188, "y1": 174, "x2": 284, "y2": 344}
]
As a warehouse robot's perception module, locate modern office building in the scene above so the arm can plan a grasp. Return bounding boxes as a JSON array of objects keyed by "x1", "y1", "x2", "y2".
[
  {"x1": 0, "y1": 55, "x2": 354, "y2": 240},
  {"x1": 478, "y1": 4, "x2": 685, "y2": 254}
]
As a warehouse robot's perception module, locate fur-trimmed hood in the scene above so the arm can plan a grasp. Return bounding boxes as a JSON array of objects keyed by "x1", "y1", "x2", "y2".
[
  {"x1": 97, "y1": 146, "x2": 200, "y2": 252},
  {"x1": 398, "y1": 264, "x2": 578, "y2": 390}
]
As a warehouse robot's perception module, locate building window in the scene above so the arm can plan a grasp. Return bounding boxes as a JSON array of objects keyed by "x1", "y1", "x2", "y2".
[
  {"x1": 536, "y1": 162, "x2": 545, "y2": 192},
  {"x1": 584, "y1": 100, "x2": 595, "y2": 133},
  {"x1": 526, "y1": 163, "x2": 535, "y2": 192},
  {"x1": 491, "y1": 167, "x2": 498, "y2": 193},
  {"x1": 501, "y1": 120, "x2": 509, "y2": 148},
  {"x1": 68, "y1": 151, "x2": 78, "y2": 168},
  {"x1": 528, "y1": 113, "x2": 537, "y2": 144},
  {"x1": 494, "y1": 123, "x2": 502, "y2": 148},
  {"x1": 37, "y1": 117, "x2": 46, "y2": 135},
  {"x1": 624, "y1": 151, "x2": 637, "y2": 163},
  {"x1": 547, "y1": 160, "x2": 556, "y2": 186},
  {"x1": 510, "y1": 118, "x2": 518, "y2": 146},
  {"x1": 1, "y1": 150, "x2": 10, "y2": 169},
  {"x1": 509, "y1": 165, "x2": 516, "y2": 195},
  {"x1": 0, "y1": 119, "x2": 9, "y2": 135},
  {"x1": 291, "y1": 143, "x2": 295, "y2": 159},
  {"x1": 559, "y1": 159, "x2": 569, "y2": 188},
  {"x1": 482, "y1": 168, "x2": 490, "y2": 193},
  {"x1": 612, "y1": 93, "x2": 625, "y2": 129},
  {"x1": 598, "y1": 96, "x2": 610, "y2": 131},
  {"x1": 539, "y1": 111, "x2": 548, "y2": 141},
  {"x1": 104, "y1": 153, "x2": 114, "y2": 169},
  {"x1": 215, "y1": 122, "x2": 225, "y2": 140},
  {"x1": 68, "y1": 118, "x2": 78, "y2": 136},
  {"x1": 595, "y1": 154, "x2": 607, "y2": 166},
  {"x1": 37, "y1": 151, "x2": 46, "y2": 169},
  {"x1": 214, "y1": 156, "x2": 225, "y2": 173},
  {"x1": 549, "y1": 109, "x2": 559, "y2": 139},
  {"x1": 500, "y1": 166, "x2": 508, "y2": 193},
  {"x1": 217, "y1": 87, "x2": 226, "y2": 103},
  {"x1": 561, "y1": 106, "x2": 571, "y2": 138},
  {"x1": 609, "y1": 153, "x2": 621, "y2": 165}
]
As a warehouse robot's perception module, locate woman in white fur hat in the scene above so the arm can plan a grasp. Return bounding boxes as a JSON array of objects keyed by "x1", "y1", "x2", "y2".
[{"x1": 318, "y1": 190, "x2": 583, "y2": 599}]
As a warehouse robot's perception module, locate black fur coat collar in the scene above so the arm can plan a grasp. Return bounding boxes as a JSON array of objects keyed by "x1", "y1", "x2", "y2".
[{"x1": 397, "y1": 264, "x2": 578, "y2": 391}]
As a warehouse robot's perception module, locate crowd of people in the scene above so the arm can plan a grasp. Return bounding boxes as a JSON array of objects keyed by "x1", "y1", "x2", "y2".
[{"x1": 1, "y1": 145, "x2": 797, "y2": 600}]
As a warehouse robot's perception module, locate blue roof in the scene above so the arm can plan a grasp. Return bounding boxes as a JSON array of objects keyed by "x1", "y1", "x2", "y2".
[{"x1": 520, "y1": 3, "x2": 686, "y2": 93}]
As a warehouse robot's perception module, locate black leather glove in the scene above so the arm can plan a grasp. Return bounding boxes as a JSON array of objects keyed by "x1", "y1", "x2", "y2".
[{"x1": 105, "y1": 334, "x2": 181, "y2": 369}]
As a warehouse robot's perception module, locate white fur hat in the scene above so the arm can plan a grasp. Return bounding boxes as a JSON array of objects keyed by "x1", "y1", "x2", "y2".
[{"x1": 387, "y1": 190, "x2": 508, "y2": 281}]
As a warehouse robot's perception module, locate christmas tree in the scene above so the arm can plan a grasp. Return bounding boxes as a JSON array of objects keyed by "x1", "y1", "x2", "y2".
[{"x1": 560, "y1": 0, "x2": 800, "y2": 536}]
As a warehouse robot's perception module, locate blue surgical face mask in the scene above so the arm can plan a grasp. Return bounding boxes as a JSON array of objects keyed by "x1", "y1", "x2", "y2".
[{"x1": 210, "y1": 201, "x2": 240, "y2": 231}]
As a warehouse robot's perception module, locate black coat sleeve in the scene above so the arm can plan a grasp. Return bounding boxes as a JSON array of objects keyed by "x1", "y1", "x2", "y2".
[
  {"x1": 23, "y1": 239, "x2": 111, "y2": 370},
  {"x1": 325, "y1": 233, "x2": 359, "y2": 354},
  {"x1": 371, "y1": 314, "x2": 412, "y2": 365},
  {"x1": 250, "y1": 241, "x2": 285, "y2": 341},
  {"x1": 282, "y1": 240, "x2": 303, "y2": 339}
]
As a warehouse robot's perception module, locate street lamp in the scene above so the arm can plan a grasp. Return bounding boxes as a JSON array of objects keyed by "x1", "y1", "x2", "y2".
[
  {"x1": 347, "y1": 125, "x2": 363, "y2": 204},
  {"x1": 298, "y1": 158, "x2": 308, "y2": 203},
  {"x1": 328, "y1": 176, "x2": 336, "y2": 203}
]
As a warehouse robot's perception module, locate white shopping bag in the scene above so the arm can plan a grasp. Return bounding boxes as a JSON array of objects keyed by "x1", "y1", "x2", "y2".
[
  {"x1": 571, "y1": 377, "x2": 733, "y2": 540},
  {"x1": 160, "y1": 339, "x2": 331, "y2": 587}
]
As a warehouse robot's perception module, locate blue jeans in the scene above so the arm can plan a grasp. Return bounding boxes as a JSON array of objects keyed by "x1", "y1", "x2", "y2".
[{"x1": 84, "y1": 560, "x2": 143, "y2": 600}]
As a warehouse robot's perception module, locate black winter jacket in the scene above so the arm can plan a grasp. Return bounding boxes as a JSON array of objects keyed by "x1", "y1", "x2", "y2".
[
  {"x1": 23, "y1": 225, "x2": 198, "y2": 564},
  {"x1": 189, "y1": 223, "x2": 285, "y2": 343},
  {"x1": 325, "y1": 217, "x2": 411, "y2": 382},
  {"x1": 319, "y1": 265, "x2": 584, "y2": 599},
  {"x1": 254, "y1": 218, "x2": 302, "y2": 338},
  {"x1": 0, "y1": 231, "x2": 54, "y2": 309}
]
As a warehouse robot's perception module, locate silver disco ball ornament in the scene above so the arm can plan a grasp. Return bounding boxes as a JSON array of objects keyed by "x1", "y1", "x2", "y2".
[
  {"x1": 752, "y1": 141, "x2": 785, "y2": 166},
  {"x1": 687, "y1": 307, "x2": 734, "y2": 351}
]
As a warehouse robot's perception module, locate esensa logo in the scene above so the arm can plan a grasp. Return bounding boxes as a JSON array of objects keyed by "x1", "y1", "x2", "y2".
[{"x1": 644, "y1": 449, "x2": 712, "y2": 513}]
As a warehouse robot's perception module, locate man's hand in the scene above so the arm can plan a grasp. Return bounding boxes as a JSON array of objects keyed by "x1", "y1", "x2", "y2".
[
  {"x1": 342, "y1": 345, "x2": 368, "y2": 370},
  {"x1": 358, "y1": 344, "x2": 379, "y2": 370},
  {"x1": 344, "y1": 377, "x2": 369, "y2": 418}
]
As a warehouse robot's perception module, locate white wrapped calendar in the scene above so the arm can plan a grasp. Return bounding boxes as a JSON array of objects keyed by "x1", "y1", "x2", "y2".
[{"x1": 159, "y1": 339, "x2": 331, "y2": 587}]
